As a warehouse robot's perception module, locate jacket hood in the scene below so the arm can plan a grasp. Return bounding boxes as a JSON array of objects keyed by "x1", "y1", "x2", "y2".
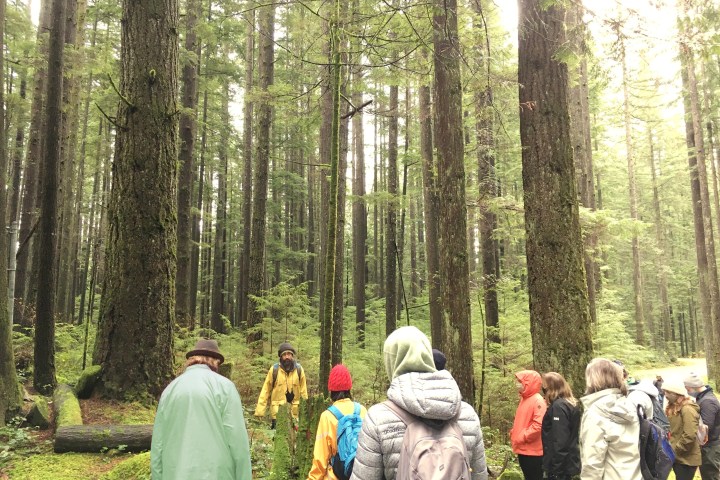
[
  {"x1": 515, "y1": 370, "x2": 542, "y2": 398},
  {"x1": 383, "y1": 326, "x2": 436, "y2": 381},
  {"x1": 581, "y1": 388, "x2": 636, "y2": 425},
  {"x1": 387, "y1": 369, "x2": 462, "y2": 420},
  {"x1": 628, "y1": 379, "x2": 660, "y2": 398}
]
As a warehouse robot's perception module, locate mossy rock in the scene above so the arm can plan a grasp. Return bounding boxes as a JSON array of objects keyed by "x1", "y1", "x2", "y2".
[
  {"x1": 101, "y1": 451, "x2": 151, "y2": 479},
  {"x1": 54, "y1": 383, "x2": 83, "y2": 427},
  {"x1": 26, "y1": 396, "x2": 51, "y2": 429},
  {"x1": 75, "y1": 365, "x2": 102, "y2": 399}
]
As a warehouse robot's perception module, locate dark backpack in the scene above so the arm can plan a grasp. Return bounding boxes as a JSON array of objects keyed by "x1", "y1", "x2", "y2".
[
  {"x1": 384, "y1": 401, "x2": 471, "y2": 480},
  {"x1": 637, "y1": 405, "x2": 674, "y2": 480},
  {"x1": 649, "y1": 394, "x2": 670, "y2": 432},
  {"x1": 328, "y1": 403, "x2": 363, "y2": 480}
]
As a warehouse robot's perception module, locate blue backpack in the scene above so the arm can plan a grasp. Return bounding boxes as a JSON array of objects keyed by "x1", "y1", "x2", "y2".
[
  {"x1": 328, "y1": 403, "x2": 363, "y2": 480},
  {"x1": 637, "y1": 405, "x2": 674, "y2": 480}
]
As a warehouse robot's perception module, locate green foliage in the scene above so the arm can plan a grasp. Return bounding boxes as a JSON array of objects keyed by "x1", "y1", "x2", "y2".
[
  {"x1": 0, "y1": 417, "x2": 39, "y2": 473},
  {"x1": 593, "y1": 289, "x2": 661, "y2": 367},
  {"x1": 101, "y1": 452, "x2": 150, "y2": 480}
]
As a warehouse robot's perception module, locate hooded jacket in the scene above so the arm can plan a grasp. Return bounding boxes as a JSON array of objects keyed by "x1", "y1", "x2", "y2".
[
  {"x1": 542, "y1": 397, "x2": 581, "y2": 478},
  {"x1": 510, "y1": 370, "x2": 546, "y2": 456},
  {"x1": 150, "y1": 364, "x2": 252, "y2": 480},
  {"x1": 254, "y1": 361, "x2": 308, "y2": 419},
  {"x1": 350, "y1": 326, "x2": 488, "y2": 480},
  {"x1": 579, "y1": 388, "x2": 641, "y2": 480},
  {"x1": 668, "y1": 400, "x2": 701, "y2": 466},
  {"x1": 627, "y1": 380, "x2": 658, "y2": 420},
  {"x1": 695, "y1": 387, "x2": 720, "y2": 447}
]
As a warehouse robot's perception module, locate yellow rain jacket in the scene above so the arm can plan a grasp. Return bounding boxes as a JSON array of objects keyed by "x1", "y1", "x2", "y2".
[
  {"x1": 307, "y1": 398, "x2": 367, "y2": 480},
  {"x1": 255, "y1": 362, "x2": 308, "y2": 419}
]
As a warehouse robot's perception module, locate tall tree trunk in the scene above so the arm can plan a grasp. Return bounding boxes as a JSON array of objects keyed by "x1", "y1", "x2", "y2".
[
  {"x1": 211, "y1": 83, "x2": 229, "y2": 333},
  {"x1": 34, "y1": 0, "x2": 67, "y2": 395},
  {"x1": 16, "y1": 0, "x2": 51, "y2": 327},
  {"x1": 679, "y1": 26, "x2": 720, "y2": 380},
  {"x1": 647, "y1": 127, "x2": 672, "y2": 348},
  {"x1": 56, "y1": 0, "x2": 86, "y2": 322},
  {"x1": 617, "y1": 30, "x2": 645, "y2": 345},
  {"x1": 385, "y1": 84, "x2": 398, "y2": 335},
  {"x1": 247, "y1": 1, "x2": 275, "y2": 345},
  {"x1": 320, "y1": 6, "x2": 344, "y2": 390},
  {"x1": 518, "y1": 0, "x2": 593, "y2": 392},
  {"x1": 93, "y1": 0, "x2": 178, "y2": 399},
  {"x1": 472, "y1": 6, "x2": 500, "y2": 345},
  {"x1": 9, "y1": 75, "x2": 26, "y2": 225},
  {"x1": 0, "y1": 0, "x2": 22, "y2": 423},
  {"x1": 567, "y1": 3, "x2": 598, "y2": 325},
  {"x1": 351, "y1": 52, "x2": 366, "y2": 347},
  {"x1": 190, "y1": 90, "x2": 208, "y2": 324},
  {"x1": 433, "y1": 0, "x2": 473, "y2": 402},
  {"x1": 239, "y1": 3, "x2": 254, "y2": 325},
  {"x1": 175, "y1": 0, "x2": 201, "y2": 327},
  {"x1": 419, "y1": 83, "x2": 442, "y2": 346}
]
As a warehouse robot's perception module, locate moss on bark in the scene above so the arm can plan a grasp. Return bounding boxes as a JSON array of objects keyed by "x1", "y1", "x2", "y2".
[{"x1": 53, "y1": 383, "x2": 83, "y2": 427}]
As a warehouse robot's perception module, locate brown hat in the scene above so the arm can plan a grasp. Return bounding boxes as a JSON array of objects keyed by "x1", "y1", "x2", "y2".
[{"x1": 186, "y1": 339, "x2": 224, "y2": 364}]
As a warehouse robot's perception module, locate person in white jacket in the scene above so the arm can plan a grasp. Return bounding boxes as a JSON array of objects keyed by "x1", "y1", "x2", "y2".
[
  {"x1": 350, "y1": 326, "x2": 487, "y2": 480},
  {"x1": 579, "y1": 358, "x2": 642, "y2": 480}
]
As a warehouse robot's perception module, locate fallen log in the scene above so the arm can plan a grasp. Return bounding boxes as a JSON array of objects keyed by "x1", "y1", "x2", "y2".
[{"x1": 54, "y1": 424, "x2": 153, "y2": 453}]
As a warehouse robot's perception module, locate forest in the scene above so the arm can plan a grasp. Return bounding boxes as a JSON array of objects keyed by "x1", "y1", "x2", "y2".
[{"x1": 1, "y1": 0, "x2": 720, "y2": 477}]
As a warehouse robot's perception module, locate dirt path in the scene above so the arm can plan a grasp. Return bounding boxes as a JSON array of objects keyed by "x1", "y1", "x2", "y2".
[{"x1": 632, "y1": 357, "x2": 707, "y2": 383}]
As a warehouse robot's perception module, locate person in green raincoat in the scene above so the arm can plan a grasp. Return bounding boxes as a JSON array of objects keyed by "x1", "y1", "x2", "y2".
[{"x1": 151, "y1": 339, "x2": 252, "y2": 480}]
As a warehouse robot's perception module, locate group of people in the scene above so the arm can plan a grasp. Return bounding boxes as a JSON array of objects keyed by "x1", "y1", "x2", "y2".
[
  {"x1": 511, "y1": 359, "x2": 720, "y2": 480},
  {"x1": 146, "y1": 333, "x2": 720, "y2": 480},
  {"x1": 148, "y1": 327, "x2": 488, "y2": 480}
]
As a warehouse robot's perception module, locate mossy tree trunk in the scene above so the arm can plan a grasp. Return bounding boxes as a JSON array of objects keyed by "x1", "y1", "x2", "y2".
[
  {"x1": 0, "y1": 0, "x2": 22, "y2": 423},
  {"x1": 175, "y1": 0, "x2": 201, "y2": 328},
  {"x1": 247, "y1": 1, "x2": 275, "y2": 345},
  {"x1": 34, "y1": 0, "x2": 67, "y2": 395},
  {"x1": 433, "y1": 0, "x2": 474, "y2": 403},
  {"x1": 518, "y1": 0, "x2": 593, "y2": 392},
  {"x1": 92, "y1": 0, "x2": 178, "y2": 399}
]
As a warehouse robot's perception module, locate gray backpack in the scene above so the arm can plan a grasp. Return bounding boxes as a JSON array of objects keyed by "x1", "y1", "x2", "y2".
[{"x1": 384, "y1": 401, "x2": 471, "y2": 480}]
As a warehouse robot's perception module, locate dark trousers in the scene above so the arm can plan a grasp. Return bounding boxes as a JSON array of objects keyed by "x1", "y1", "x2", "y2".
[
  {"x1": 701, "y1": 444, "x2": 720, "y2": 480},
  {"x1": 518, "y1": 454, "x2": 544, "y2": 480},
  {"x1": 674, "y1": 463, "x2": 699, "y2": 480}
]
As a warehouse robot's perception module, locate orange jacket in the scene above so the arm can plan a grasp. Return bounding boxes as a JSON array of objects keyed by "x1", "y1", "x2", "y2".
[
  {"x1": 307, "y1": 398, "x2": 367, "y2": 480},
  {"x1": 510, "y1": 370, "x2": 546, "y2": 456}
]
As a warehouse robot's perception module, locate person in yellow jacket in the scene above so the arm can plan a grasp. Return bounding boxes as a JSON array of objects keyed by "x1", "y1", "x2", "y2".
[
  {"x1": 255, "y1": 342, "x2": 308, "y2": 428},
  {"x1": 308, "y1": 364, "x2": 366, "y2": 480}
]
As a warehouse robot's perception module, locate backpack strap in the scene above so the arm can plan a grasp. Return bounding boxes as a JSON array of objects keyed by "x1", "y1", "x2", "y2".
[
  {"x1": 353, "y1": 403, "x2": 361, "y2": 416},
  {"x1": 272, "y1": 362, "x2": 303, "y2": 392},
  {"x1": 271, "y1": 363, "x2": 280, "y2": 391},
  {"x1": 328, "y1": 405, "x2": 343, "y2": 420},
  {"x1": 383, "y1": 400, "x2": 418, "y2": 426}
]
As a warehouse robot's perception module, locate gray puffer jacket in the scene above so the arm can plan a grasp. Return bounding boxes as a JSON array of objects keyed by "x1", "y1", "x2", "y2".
[{"x1": 350, "y1": 370, "x2": 488, "y2": 480}]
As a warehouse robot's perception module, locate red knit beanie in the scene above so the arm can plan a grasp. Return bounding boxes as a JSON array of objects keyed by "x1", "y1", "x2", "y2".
[{"x1": 328, "y1": 364, "x2": 353, "y2": 392}]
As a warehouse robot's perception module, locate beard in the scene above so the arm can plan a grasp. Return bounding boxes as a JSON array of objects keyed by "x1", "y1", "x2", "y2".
[{"x1": 281, "y1": 358, "x2": 295, "y2": 372}]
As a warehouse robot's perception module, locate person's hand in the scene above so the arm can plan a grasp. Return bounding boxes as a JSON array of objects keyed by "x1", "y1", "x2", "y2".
[{"x1": 271, "y1": 419, "x2": 276, "y2": 429}]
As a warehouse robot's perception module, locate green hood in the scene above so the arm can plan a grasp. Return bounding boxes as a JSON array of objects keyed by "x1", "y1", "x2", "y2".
[{"x1": 384, "y1": 326, "x2": 437, "y2": 381}]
